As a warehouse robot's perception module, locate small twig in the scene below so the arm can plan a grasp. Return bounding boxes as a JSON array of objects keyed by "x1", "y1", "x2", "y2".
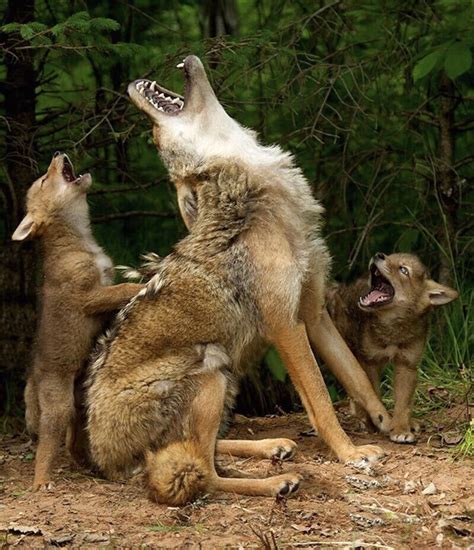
[
  {"x1": 89, "y1": 180, "x2": 164, "y2": 195},
  {"x1": 92, "y1": 210, "x2": 176, "y2": 223}
]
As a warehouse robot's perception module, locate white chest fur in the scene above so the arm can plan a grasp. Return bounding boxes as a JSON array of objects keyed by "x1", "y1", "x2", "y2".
[
  {"x1": 84, "y1": 236, "x2": 114, "y2": 286},
  {"x1": 65, "y1": 201, "x2": 114, "y2": 286}
]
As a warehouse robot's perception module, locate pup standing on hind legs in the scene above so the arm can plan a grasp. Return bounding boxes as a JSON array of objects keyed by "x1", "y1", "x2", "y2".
[
  {"x1": 327, "y1": 252, "x2": 458, "y2": 443},
  {"x1": 12, "y1": 152, "x2": 144, "y2": 490}
]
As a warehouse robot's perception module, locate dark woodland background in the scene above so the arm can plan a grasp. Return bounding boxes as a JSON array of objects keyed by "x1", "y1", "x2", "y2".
[{"x1": 1, "y1": 0, "x2": 473, "y2": 426}]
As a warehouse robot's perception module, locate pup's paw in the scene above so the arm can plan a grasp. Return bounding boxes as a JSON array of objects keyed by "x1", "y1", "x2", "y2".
[
  {"x1": 274, "y1": 473, "x2": 302, "y2": 498},
  {"x1": 343, "y1": 444, "x2": 385, "y2": 470},
  {"x1": 32, "y1": 480, "x2": 55, "y2": 492},
  {"x1": 267, "y1": 439, "x2": 298, "y2": 461},
  {"x1": 389, "y1": 420, "x2": 420, "y2": 444},
  {"x1": 370, "y1": 411, "x2": 392, "y2": 435}
]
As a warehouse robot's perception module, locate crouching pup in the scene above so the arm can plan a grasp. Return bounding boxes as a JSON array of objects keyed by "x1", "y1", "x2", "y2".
[
  {"x1": 327, "y1": 252, "x2": 458, "y2": 443},
  {"x1": 86, "y1": 55, "x2": 392, "y2": 506},
  {"x1": 12, "y1": 153, "x2": 144, "y2": 489}
]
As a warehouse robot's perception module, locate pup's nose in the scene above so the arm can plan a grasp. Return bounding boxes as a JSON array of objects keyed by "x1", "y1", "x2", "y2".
[
  {"x1": 375, "y1": 252, "x2": 386, "y2": 261},
  {"x1": 53, "y1": 151, "x2": 61, "y2": 158}
]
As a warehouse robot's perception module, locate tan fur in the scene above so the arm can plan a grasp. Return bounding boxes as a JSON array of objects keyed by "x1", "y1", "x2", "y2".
[
  {"x1": 326, "y1": 252, "x2": 458, "y2": 443},
  {"x1": 12, "y1": 153, "x2": 144, "y2": 489},
  {"x1": 145, "y1": 442, "x2": 210, "y2": 505},
  {"x1": 85, "y1": 56, "x2": 396, "y2": 505}
]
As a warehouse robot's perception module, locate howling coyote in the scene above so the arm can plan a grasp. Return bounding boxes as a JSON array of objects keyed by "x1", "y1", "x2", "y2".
[
  {"x1": 327, "y1": 252, "x2": 458, "y2": 443},
  {"x1": 12, "y1": 153, "x2": 143, "y2": 489},
  {"x1": 87, "y1": 56, "x2": 391, "y2": 505}
]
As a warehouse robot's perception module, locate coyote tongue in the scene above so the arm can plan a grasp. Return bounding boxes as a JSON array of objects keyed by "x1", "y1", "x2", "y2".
[{"x1": 359, "y1": 267, "x2": 394, "y2": 308}]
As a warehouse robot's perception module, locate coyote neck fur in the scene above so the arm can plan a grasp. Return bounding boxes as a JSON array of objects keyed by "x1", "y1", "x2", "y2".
[
  {"x1": 172, "y1": 158, "x2": 324, "y2": 256},
  {"x1": 41, "y1": 206, "x2": 113, "y2": 287}
]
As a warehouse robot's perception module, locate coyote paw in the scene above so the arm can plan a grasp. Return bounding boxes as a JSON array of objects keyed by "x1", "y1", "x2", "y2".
[
  {"x1": 370, "y1": 411, "x2": 392, "y2": 434},
  {"x1": 343, "y1": 445, "x2": 385, "y2": 470},
  {"x1": 33, "y1": 480, "x2": 55, "y2": 492},
  {"x1": 268, "y1": 439, "x2": 297, "y2": 461},
  {"x1": 275, "y1": 474, "x2": 302, "y2": 498},
  {"x1": 389, "y1": 420, "x2": 420, "y2": 444}
]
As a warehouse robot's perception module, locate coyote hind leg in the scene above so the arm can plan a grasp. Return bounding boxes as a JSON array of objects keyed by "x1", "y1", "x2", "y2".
[
  {"x1": 216, "y1": 438, "x2": 297, "y2": 461},
  {"x1": 146, "y1": 371, "x2": 301, "y2": 504},
  {"x1": 196, "y1": 372, "x2": 301, "y2": 498},
  {"x1": 34, "y1": 373, "x2": 75, "y2": 490},
  {"x1": 302, "y1": 291, "x2": 391, "y2": 434},
  {"x1": 24, "y1": 375, "x2": 40, "y2": 438}
]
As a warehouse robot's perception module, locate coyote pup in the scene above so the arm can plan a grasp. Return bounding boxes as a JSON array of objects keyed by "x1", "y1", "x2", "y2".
[
  {"x1": 327, "y1": 252, "x2": 458, "y2": 443},
  {"x1": 12, "y1": 152, "x2": 143, "y2": 489}
]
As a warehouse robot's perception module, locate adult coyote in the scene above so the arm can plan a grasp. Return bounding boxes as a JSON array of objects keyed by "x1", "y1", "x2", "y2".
[{"x1": 87, "y1": 56, "x2": 390, "y2": 505}]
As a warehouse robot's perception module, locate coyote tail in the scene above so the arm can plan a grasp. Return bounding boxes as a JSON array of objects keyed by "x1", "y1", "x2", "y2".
[{"x1": 145, "y1": 441, "x2": 210, "y2": 506}]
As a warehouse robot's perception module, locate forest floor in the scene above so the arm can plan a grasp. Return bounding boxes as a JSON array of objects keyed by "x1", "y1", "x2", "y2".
[{"x1": 0, "y1": 403, "x2": 473, "y2": 549}]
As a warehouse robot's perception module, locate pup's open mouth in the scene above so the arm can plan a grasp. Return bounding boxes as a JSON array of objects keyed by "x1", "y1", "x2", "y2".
[
  {"x1": 62, "y1": 156, "x2": 87, "y2": 186},
  {"x1": 133, "y1": 79, "x2": 185, "y2": 116},
  {"x1": 359, "y1": 264, "x2": 395, "y2": 308},
  {"x1": 62, "y1": 156, "x2": 76, "y2": 183}
]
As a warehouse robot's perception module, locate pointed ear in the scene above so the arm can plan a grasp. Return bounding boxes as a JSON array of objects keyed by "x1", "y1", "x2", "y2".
[
  {"x1": 11, "y1": 213, "x2": 38, "y2": 241},
  {"x1": 426, "y1": 279, "x2": 459, "y2": 306}
]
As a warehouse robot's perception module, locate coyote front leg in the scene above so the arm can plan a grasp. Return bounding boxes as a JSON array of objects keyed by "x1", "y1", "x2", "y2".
[
  {"x1": 303, "y1": 301, "x2": 391, "y2": 434},
  {"x1": 82, "y1": 283, "x2": 145, "y2": 315},
  {"x1": 270, "y1": 322, "x2": 384, "y2": 466},
  {"x1": 390, "y1": 362, "x2": 420, "y2": 444}
]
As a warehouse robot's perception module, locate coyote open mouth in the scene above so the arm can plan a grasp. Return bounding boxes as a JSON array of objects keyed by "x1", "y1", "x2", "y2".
[
  {"x1": 60, "y1": 155, "x2": 88, "y2": 187},
  {"x1": 62, "y1": 156, "x2": 76, "y2": 183},
  {"x1": 359, "y1": 263, "x2": 395, "y2": 308},
  {"x1": 133, "y1": 79, "x2": 185, "y2": 116}
]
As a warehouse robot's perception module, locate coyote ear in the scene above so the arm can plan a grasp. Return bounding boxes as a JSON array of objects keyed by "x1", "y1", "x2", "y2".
[
  {"x1": 426, "y1": 279, "x2": 459, "y2": 306},
  {"x1": 11, "y1": 213, "x2": 38, "y2": 241}
]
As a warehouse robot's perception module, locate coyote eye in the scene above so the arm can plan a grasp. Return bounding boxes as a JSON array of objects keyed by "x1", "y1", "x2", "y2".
[{"x1": 399, "y1": 266, "x2": 409, "y2": 276}]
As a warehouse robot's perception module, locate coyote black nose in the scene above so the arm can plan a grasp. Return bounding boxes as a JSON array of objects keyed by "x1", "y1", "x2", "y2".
[
  {"x1": 375, "y1": 252, "x2": 386, "y2": 260},
  {"x1": 53, "y1": 151, "x2": 61, "y2": 158}
]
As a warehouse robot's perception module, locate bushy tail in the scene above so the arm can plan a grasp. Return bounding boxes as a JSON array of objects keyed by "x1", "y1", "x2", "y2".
[{"x1": 145, "y1": 441, "x2": 211, "y2": 506}]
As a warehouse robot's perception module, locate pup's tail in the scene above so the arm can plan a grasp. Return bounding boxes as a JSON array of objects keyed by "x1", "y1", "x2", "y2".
[{"x1": 145, "y1": 441, "x2": 211, "y2": 506}]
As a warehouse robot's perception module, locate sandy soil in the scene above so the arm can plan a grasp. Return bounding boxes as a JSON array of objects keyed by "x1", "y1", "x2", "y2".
[{"x1": 1, "y1": 405, "x2": 473, "y2": 549}]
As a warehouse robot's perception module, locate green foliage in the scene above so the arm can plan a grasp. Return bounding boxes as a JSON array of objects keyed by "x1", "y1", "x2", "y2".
[
  {"x1": 444, "y1": 42, "x2": 472, "y2": 79},
  {"x1": 264, "y1": 347, "x2": 287, "y2": 383},
  {"x1": 1, "y1": 0, "x2": 472, "y2": 414},
  {"x1": 413, "y1": 51, "x2": 444, "y2": 82}
]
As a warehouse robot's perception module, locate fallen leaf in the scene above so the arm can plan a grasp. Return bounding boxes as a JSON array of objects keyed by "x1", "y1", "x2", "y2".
[
  {"x1": 8, "y1": 523, "x2": 42, "y2": 535},
  {"x1": 441, "y1": 432, "x2": 463, "y2": 446},
  {"x1": 422, "y1": 482, "x2": 437, "y2": 496}
]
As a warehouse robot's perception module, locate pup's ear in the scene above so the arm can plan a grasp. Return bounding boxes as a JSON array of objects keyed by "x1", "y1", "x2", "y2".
[
  {"x1": 426, "y1": 279, "x2": 459, "y2": 306},
  {"x1": 11, "y1": 213, "x2": 38, "y2": 241}
]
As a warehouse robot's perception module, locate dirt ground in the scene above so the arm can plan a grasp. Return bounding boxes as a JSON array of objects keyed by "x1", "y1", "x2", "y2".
[{"x1": 1, "y1": 404, "x2": 473, "y2": 549}]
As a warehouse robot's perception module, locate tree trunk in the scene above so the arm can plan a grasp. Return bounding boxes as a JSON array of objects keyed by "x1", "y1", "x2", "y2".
[
  {"x1": 436, "y1": 74, "x2": 458, "y2": 285},
  {"x1": 0, "y1": 0, "x2": 37, "y2": 416},
  {"x1": 200, "y1": 0, "x2": 239, "y2": 68}
]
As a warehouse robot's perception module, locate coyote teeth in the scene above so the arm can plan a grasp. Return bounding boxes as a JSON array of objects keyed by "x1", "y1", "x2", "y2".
[{"x1": 151, "y1": 81, "x2": 157, "y2": 91}]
